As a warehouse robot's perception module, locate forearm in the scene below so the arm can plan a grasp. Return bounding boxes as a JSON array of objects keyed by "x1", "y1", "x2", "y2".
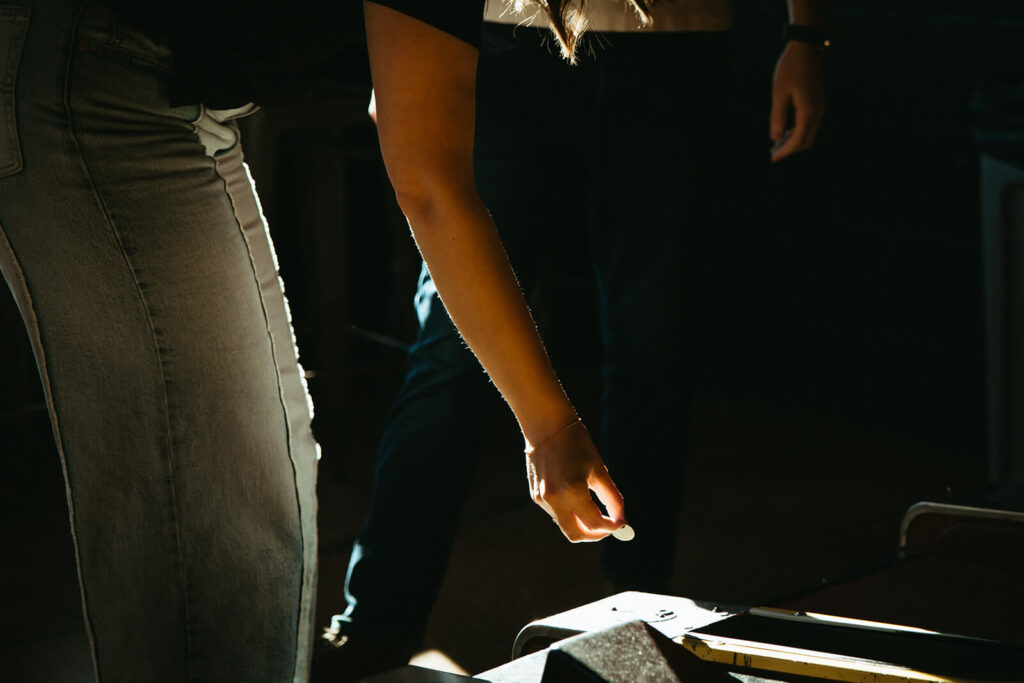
[
  {"x1": 787, "y1": 0, "x2": 825, "y2": 26},
  {"x1": 402, "y1": 182, "x2": 577, "y2": 447}
]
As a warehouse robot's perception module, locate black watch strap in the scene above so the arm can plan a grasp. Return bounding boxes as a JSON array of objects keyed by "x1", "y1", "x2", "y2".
[{"x1": 782, "y1": 23, "x2": 831, "y2": 51}]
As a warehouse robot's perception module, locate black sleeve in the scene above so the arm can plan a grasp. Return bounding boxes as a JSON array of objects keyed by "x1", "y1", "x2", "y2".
[{"x1": 366, "y1": 0, "x2": 485, "y2": 47}]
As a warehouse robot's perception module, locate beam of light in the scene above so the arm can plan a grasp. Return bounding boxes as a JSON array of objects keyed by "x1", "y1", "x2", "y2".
[{"x1": 408, "y1": 649, "x2": 470, "y2": 676}]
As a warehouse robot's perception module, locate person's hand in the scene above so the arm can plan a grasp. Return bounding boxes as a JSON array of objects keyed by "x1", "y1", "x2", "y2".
[
  {"x1": 769, "y1": 41, "x2": 826, "y2": 162},
  {"x1": 524, "y1": 419, "x2": 628, "y2": 542}
]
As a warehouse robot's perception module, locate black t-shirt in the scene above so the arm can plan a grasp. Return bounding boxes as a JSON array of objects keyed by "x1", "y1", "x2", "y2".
[
  {"x1": 107, "y1": 0, "x2": 484, "y2": 107},
  {"x1": 368, "y1": 0, "x2": 484, "y2": 47}
]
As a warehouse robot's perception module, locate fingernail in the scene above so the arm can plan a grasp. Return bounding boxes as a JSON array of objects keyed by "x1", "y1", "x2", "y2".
[{"x1": 612, "y1": 524, "x2": 635, "y2": 542}]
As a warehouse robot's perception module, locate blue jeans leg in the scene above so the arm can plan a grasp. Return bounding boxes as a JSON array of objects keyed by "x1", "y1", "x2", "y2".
[{"x1": 0, "y1": 1, "x2": 318, "y2": 679}]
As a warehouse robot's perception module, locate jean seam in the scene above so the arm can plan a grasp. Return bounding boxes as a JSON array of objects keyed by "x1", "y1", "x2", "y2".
[
  {"x1": 64, "y1": 1, "x2": 195, "y2": 678},
  {"x1": 216, "y1": 154, "x2": 309, "y2": 682}
]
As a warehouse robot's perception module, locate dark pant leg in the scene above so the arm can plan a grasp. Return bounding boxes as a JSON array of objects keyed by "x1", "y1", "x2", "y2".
[
  {"x1": 339, "y1": 266, "x2": 498, "y2": 643},
  {"x1": 588, "y1": 32, "x2": 733, "y2": 590}
]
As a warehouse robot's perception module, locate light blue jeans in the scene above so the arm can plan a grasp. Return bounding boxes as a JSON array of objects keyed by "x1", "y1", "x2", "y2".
[{"x1": 0, "y1": 1, "x2": 318, "y2": 680}]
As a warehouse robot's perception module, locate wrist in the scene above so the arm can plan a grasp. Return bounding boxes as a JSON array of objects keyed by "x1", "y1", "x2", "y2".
[
  {"x1": 524, "y1": 417, "x2": 584, "y2": 455},
  {"x1": 517, "y1": 398, "x2": 579, "y2": 451},
  {"x1": 782, "y1": 23, "x2": 831, "y2": 55}
]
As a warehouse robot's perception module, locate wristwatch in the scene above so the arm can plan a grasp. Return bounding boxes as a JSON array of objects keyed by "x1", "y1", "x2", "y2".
[{"x1": 782, "y1": 23, "x2": 831, "y2": 53}]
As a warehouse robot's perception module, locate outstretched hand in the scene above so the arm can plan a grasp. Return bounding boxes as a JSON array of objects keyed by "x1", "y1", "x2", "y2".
[
  {"x1": 770, "y1": 41, "x2": 826, "y2": 162},
  {"x1": 525, "y1": 419, "x2": 628, "y2": 543}
]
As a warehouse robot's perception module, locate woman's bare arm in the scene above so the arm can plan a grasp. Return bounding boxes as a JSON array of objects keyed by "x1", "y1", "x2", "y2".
[{"x1": 362, "y1": 1, "x2": 625, "y2": 541}]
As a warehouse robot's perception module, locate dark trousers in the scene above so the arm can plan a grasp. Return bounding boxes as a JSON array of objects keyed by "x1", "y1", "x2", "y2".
[{"x1": 341, "y1": 24, "x2": 732, "y2": 643}]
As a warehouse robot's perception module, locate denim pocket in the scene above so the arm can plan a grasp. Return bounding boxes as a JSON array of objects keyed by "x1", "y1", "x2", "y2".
[{"x1": 0, "y1": 5, "x2": 30, "y2": 178}]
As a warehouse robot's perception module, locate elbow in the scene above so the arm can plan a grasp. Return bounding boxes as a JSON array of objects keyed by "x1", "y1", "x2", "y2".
[
  {"x1": 388, "y1": 166, "x2": 476, "y2": 229},
  {"x1": 377, "y1": 131, "x2": 476, "y2": 229},
  {"x1": 391, "y1": 180, "x2": 444, "y2": 228}
]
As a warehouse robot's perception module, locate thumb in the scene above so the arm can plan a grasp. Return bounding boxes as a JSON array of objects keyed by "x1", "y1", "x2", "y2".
[{"x1": 589, "y1": 468, "x2": 626, "y2": 526}]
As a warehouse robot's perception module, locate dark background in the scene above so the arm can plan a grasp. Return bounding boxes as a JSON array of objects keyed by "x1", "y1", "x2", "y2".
[{"x1": 2, "y1": 1, "x2": 1022, "y2": 678}]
